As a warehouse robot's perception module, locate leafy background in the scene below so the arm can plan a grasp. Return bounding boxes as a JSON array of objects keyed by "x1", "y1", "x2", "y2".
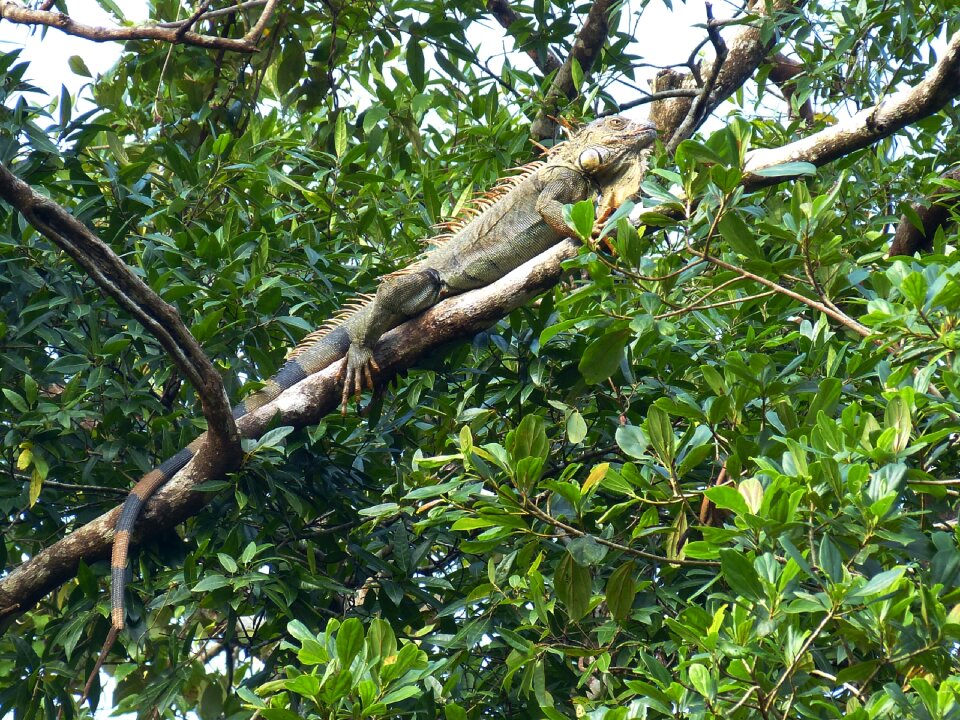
[{"x1": 1, "y1": 0, "x2": 960, "y2": 718}]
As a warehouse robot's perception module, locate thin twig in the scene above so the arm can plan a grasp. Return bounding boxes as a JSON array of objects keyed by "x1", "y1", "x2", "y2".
[
  {"x1": 157, "y1": 0, "x2": 267, "y2": 28},
  {"x1": 666, "y1": 2, "x2": 729, "y2": 153}
]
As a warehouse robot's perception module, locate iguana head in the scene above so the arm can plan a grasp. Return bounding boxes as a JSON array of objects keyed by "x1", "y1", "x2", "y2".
[{"x1": 562, "y1": 116, "x2": 658, "y2": 213}]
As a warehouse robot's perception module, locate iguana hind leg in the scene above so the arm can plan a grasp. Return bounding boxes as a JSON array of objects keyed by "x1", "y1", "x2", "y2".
[{"x1": 341, "y1": 268, "x2": 443, "y2": 409}]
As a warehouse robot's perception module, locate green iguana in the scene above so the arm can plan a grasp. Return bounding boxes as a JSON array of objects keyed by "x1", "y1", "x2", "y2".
[{"x1": 88, "y1": 115, "x2": 656, "y2": 700}]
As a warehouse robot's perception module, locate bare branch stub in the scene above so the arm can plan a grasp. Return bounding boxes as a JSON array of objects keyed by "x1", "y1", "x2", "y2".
[
  {"x1": 890, "y1": 167, "x2": 960, "y2": 256},
  {"x1": 0, "y1": 0, "x2": 278, "y2": 53},
  {"x1": 768, "y1": 51, "x2": 815, "y2": 124}
]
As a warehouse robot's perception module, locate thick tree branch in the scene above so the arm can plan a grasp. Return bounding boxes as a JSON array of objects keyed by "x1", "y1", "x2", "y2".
[
  {"x1": 0, "y1": 240, "x2": 579, "y2": 632},
  {"x1": 649, "y1": 0, "x2": 804, "y2": 144},
  {"x1": 889, "y1": 167, "x2": 960, "y2": 256},
  {"x1": 0, "y1": 165, "x2": 238, "y2": 459},
  {"x1": 486, "y1": 0, "x2": 562, "y2": 75},
  {"x1": 768, "y1": 51, "x2": 815, "y2": 124},
  {"x1": 530, "y1": 0, "x2": 615, "y2": 140},
  {"x1": 0, "y1": 0, "x2": 277, "y2": 53},
  {"x1": 743, "y1": 29, "x2": 960, "y2": 188}
]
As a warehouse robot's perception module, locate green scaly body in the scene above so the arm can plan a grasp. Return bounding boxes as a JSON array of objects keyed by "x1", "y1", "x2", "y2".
[{"x1": 91, "y1": 117, "x2": 656, "y2": 698}]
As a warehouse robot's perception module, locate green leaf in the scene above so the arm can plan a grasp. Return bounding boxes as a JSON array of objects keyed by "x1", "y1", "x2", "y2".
[
  {"x1": 555, "y1": 552, "x2": 592, "y2": 619},
  {"x1": 615, "y1": 425, "x2": 648, "y2": 459},
  {"x1": 68, "y1": 55, "x2": 92, "y2": 77},
  {"x1": 335, "y1": 618, "x2": 364, "y2": 668},
  {"x1": 334, "y1": 112, "x2": 348, "y2": 159},
  {"x1": 276, "y1": 38, "x2": 305, "y2": 93},
  {"x1": 192, "y1": 574, "x2": 230, "y2": 592},
  {"x1": 564, "y1": 199, "x2": 595, "y2": 241},
  {"x1": 901, "y1": 271, "x2": 928, "y2": 307},
  {"x1": 570, "y1": 57, "x2": 583, "y2": 89},
  {"x1": 407, "y1": 37, "x2": 425, "y2": 90},
  {"x1": 704, "y1": 486, "x2": 749, "y2": 516},
  {"x1": 579, "y1": 328, "x2": 629, "y2": 384},
  {"x1": 606, "y1": 561, "x2": 636, "y2": 621},
  {"x1": 566, "y1": 410, "x2": 587, "y2": 444},
  {"x1": 751, "y1": 161, "x2": 817, "y2": 177},
  {"x1": 847, "y1": 567, "x2": 905, "y2": 601},
  {"x1": 819, "y1": 535, "x2": 843, "y2": 583},
  {"x1": 718, "y1": 211, "x2": 761, "y2": 257},
  {"x1": 3, "y1": 389, "x2": 27, "y2": 413},
  {"x1": 567, "y1": 536, "x2": 607, "y2": 566},
  {"x1": 358, "y1": 502, "x2": 400, "y2": 518},
  {"x1": 646, "y1": 405, "x2": 675, "y2": 465},
  {"x1": 719, "y1": 549, "x2": 764, "y2": 602},
  {"x1": 688, "y1": 663, "x2": 716, "y2": 700}
]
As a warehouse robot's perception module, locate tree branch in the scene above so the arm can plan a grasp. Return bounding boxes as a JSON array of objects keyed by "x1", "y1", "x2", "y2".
[
  {"x1": 530, "y1": 0, "x2": 615, "y2": 140},
  {"x1": 485, "y1": 0, "x2": 562, "y2": 75},
  {"x1": 0, "y1": 239, "x2": 580, "y2": 632},
  {"x1": 665, "y1": 2, "x2": 729, "y2": 155},
  {"x1": 742, "y1": 28, "x2": 960, "y2": 188},
  {"x1": 157, "y1": 0, "x2": 267, "y2": 29},
  {"x1": 649, "y1": 0, "x2": 804, "y2": 143},
  {"x1": 889, "y1": 167, "x2": 960, "y2": 256},
  {"x1": 0, "y1": 0, "x2": 278, "y2": 53},
  {"x1": 0, "y1": 164, "x2": 239, "y2": 462}
]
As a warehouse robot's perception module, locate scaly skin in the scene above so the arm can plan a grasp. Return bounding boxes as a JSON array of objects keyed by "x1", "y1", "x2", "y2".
[{"x1": 87, "y1": 115, "x2": 656, "y2": 704}]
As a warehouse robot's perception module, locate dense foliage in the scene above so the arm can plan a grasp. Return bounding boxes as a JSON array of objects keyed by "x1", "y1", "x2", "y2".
[{"x1": 2, "y1": 0, "x2": 960, "y2": 718}]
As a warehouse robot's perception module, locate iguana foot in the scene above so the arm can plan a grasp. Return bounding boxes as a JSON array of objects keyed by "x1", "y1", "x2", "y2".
[{"x1": 339, "y1": 344, "x2": 380, "y2": 413}]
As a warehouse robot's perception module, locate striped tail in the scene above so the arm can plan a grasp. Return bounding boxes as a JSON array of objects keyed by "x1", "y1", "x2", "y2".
[
  {"x1": 109, "y1": 324, "x2": 353, "y2": 629},
  {"x1": 82, "y1": 324, "x2": 357, "y2": 704}
]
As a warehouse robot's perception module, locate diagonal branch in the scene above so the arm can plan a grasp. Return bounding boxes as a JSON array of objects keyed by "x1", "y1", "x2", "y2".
[
  {"x1": 0, "y1": 164, "x2": 239, "y2": 460},
  {"x1": 742, "y1": 28, "x2": 960, "y2": 188},
  {"x1": 486, "y1": 0, "x2": 562, "y2": 75},
  {"x1": 0, "y1": 0, "x2": 278, "y2": 53},
  {"x1": 0, "y1": 239, "x2": 580, "y2": 632},
  {"x1": 530, "y1": 0, "x2": 615, "y2": 140},
  {"x1": 649, "y1": 0, "x2": 805, "y2": 144}
]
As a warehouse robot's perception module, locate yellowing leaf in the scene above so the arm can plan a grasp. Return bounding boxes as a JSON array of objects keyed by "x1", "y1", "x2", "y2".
[{"x1": 582, "y1": 463, "x2": 609, "y2": 495}]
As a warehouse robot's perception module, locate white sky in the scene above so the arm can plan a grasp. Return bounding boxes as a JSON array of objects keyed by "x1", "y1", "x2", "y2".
[
  {"x1": 0, "y1": 2, "x2": 706, "y2": 718},
  {"x1": 2, "y1": 0, "x2": 707, "y2": 122}
]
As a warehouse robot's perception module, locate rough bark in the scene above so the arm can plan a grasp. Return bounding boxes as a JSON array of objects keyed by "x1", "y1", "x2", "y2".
[
  {"x1": 889, "y1": 167, "x2": 960, "y2": 256},
  {"x1": 530, "y1": 0, "x2": 615, "y2": 140},
  {"x1": 0, "y1": 0, "x2": 277, "y2": 53}
]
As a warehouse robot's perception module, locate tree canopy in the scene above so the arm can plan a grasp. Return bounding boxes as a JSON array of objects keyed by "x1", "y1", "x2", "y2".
[{"x1": 2, "y1": 0, "x2": 960, "y2": 718}]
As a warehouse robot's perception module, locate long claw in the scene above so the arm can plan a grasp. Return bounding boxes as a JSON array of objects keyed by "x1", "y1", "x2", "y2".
[{"x1": 340, "y1": 345, "x2": 379, "y2": 414}]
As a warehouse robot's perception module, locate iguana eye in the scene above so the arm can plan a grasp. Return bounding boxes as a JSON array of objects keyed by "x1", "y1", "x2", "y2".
[{"x1": 609, "y1": 117, "x2": 626, "y2": 128}]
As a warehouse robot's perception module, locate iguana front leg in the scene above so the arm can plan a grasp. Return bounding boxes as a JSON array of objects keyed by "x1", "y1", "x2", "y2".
[
  {"x1": 340, "y1": 268, "x2": 443, "y2": 408},
  {"x1": 535, "y1": 176, "x2": 589, "y2": 237}
]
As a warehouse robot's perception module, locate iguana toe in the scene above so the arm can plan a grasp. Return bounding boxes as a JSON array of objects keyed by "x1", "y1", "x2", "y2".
[{"x1": 340, "y1": 345, "x2": 380, "y2": 413}]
